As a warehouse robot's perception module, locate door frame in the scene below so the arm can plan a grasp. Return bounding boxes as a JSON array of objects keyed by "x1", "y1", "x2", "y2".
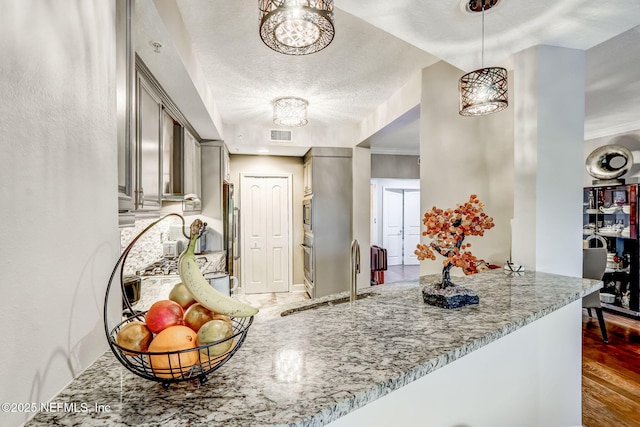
[
  {"x1": 382, "y1": 187, "x2": 404, "y2": 266},
  {"x1": 371, "y1": 178, "x2": 420, "y2": 265},
  {"x1": 402, "y1": 189, "x2": 420, "y2": 265},
  {"x1": 239, "y1": 173, "x2": 293, "y2": 293}
]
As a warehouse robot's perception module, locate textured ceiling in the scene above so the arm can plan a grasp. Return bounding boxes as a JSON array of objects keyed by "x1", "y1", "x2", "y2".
[{"x1": 135, "y1": 0, "x2": 640, "y2": 156}]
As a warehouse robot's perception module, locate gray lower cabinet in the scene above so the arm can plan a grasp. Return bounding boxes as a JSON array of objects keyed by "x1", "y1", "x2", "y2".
[{"x1": 305, "y1": 147, "x2": 353, "y2": 298}]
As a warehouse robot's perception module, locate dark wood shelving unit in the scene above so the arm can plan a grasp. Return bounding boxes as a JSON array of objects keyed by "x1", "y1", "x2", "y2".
[{"x1": 584, "y1": 184, "x2": 640, "y2": 318}]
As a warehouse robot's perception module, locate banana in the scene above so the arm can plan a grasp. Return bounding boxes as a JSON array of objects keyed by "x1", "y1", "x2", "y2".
[{"x1": 178, "y1": 219, "x2": 259, "y2": 318}]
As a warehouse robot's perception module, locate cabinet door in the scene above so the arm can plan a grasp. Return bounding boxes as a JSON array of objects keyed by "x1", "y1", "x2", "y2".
[
  {"x1": 194, "y1": 140, "x2": 202, "y2": 197},
  {"x1": 161, "y1": 109, "x2": 177, "y2": 196},
  {"x1": 303, "y1": 158, "x2": 313, "y2": 195},
  {"x1": 223, "y1": 146, "x2": 231, "y2": 183},
  {"x1": 116, "y1": 0, "x2": 134, "y2": 213},
  {"x1": 136, "y1": 75, "x2": 162, "y2": 210},
  {"x1": 183, "y1": 129, "x2": 201, "y2": 198}
]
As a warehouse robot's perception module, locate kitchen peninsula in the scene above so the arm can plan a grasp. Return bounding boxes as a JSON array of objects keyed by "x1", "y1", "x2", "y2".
[{"x1": 26, "y1": 270, "x2": 600, "y2": 427}]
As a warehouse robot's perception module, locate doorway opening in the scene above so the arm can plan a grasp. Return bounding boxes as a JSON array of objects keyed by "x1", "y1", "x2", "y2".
[{"x1": 371, "y1": 178, "x2": 420, "y2": 283}]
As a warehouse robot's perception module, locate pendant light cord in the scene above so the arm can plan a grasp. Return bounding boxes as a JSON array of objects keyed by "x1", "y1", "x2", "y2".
[{"x1": 481, "y1": 0, "x2": 485, "y2": 68}]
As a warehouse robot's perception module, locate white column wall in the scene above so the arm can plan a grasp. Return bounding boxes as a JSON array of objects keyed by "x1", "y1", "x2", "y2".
[
  {"x1": 0, "y1": 2, "x2": 120, "y2": 426},
  {"x1": 512, "y1": 46, "x2": 585, "y2": 277},
  {"x1": 419, "y1": 61, "x2": 514, "y2": 276}
]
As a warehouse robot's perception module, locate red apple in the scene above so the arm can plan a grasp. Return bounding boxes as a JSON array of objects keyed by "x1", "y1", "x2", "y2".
[{"x1": 145, "y1": 300, "x2": 184, "y2": 334}]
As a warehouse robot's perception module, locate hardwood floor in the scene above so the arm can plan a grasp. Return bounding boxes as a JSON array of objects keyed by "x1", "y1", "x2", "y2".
[{"x1": 582, "y1": 310, "x2": 640, "y2": 427}]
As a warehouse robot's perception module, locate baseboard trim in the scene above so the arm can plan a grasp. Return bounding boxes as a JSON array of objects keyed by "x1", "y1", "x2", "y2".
[{"x1": 291, "y1": 283, "x2": 306, "y2": 293}]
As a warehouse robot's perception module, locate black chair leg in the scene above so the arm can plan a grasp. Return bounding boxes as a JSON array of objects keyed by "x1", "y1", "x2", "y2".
[
  {"x1": 594, "y1": 307, "x2": 608, "y2": 343},
  {"x1": 587, "y1": 307, "x2": 593, "y2": 317}
]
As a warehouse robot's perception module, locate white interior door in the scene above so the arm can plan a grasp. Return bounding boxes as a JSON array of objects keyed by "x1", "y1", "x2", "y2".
[
  {"x1": 383, "y1": 189, "x2": 404, "y2": 266},
  {"x1": 403, "y1": 190, "x2": 421, "y2": 265},
  {"x1": 241, "y1": 176, "x2": 290, "y2": 294}
]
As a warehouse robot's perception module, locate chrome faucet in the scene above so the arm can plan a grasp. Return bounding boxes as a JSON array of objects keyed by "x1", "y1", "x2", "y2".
[{"x1": 350, "y1": 239, "x2": 360, "y2": 303}]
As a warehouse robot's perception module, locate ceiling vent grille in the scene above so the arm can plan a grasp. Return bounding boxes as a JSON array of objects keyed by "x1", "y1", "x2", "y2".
[{"x1": 270, "y1": 129, "x2": 293, "y2": 142}]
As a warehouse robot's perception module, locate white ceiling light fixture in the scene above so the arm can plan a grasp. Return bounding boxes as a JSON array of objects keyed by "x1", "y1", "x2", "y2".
[
  {"x1": 273, "y1": 97, "x2": 309, "y2": 127},
  {"x1": 458, "y1": 0, "x2": 508, "y2": 117},
  {"x1": 259, "y1": 0, "x2": 335, "y2": 55}
]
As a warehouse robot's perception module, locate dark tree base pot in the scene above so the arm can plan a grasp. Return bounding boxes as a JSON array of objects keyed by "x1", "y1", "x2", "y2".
[{"x1": 422, "y1": 283, "x2": 479, "y2": 309}]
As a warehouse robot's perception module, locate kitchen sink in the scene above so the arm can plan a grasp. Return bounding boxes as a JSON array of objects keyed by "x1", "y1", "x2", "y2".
[{"x1": 280, "y1": 292, "x2": 379, "y2": 316}]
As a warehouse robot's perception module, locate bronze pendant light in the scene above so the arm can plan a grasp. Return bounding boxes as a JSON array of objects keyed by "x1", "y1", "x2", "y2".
[{"x1": 459, "y1": 0, "x2": 508, "y2": 116}]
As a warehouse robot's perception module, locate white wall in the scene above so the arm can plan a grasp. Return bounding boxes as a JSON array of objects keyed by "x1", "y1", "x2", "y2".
[
  {"x1": 419, "y1": 61, "x2": 514, "y2": 277},
  {"x1": 357, "y1": 70, "x2": 422, "y2": 144},
  {"x1": 0, "y1": 2, "x2": 120, "y2": 426},
  {"x1": 371, "y1": 154, "x2": 420, "y2": 179},
  {"x1": 512, "y1": 46, "x2": 585, "y2": 277}
]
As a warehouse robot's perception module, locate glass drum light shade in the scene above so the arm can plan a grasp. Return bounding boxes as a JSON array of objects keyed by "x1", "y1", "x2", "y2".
[
  {"x1": 273, "y1": 97, "x2": 308, "y2": 127},
  {"x1": 259, "y1": 0, "x2": 334, "y2": 55},
  {"x1": 458, "y1": 67, "x2": 508, "y2": 116}
]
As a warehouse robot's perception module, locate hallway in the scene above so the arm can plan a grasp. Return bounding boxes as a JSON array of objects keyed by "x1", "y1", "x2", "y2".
[{"x1": 382, "y1": 264, "x2": 420, "y2": 284}]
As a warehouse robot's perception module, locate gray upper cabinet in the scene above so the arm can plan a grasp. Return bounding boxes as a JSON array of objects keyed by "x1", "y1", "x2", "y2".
[
  {"x1": 133, "y1": 61, "x2": 204, "y2": 214},
  {"x1": 135, "y1": 73, "x2": 163, "y2": 211},
  {"x1": 116, "y1": 0, "x2": 202, "y2": 222},
  {"x1": 200, "y1": 141, "x2": 230, "y2": 220},
  {"x1": 303, "y1": 157, "x2": 313, "y2": 195},
  {"x1": 183, "y1": 129, "x2": 202, "y2": 198},
  {"x1": 116, "y1": 0, "x2": 135, "y2": 217}
]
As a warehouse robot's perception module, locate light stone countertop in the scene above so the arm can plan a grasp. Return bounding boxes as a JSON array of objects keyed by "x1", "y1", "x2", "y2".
[{"x1": 27, "y1": 270, "x2": 601, "y2": 427}]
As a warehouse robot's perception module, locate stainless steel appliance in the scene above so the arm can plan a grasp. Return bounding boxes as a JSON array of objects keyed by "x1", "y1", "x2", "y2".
[
  {"x1": 162, "y1": 240, "x2": 182, "y2": 258},
  {"x1": 302, "y1": 198, "x2": 312, "y2": 231},
  {"x1": 223, "y1": 182, "x2": 236, "y2": 276},
  {"x1": 122, "y1": 275, "x2": 141, "y2": 315},
  {"x1": 301, "y1": 232, "x2": 314, "y2": 297}
]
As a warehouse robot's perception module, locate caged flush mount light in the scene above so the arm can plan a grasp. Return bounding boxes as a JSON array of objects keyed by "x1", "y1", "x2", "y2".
[
  {"x1": 273, "y1": 97, "x2": 309, "y2": 127},
  {"x1": 458, "y1": 0, "x2": 508, "y2": 117},
  {"x1": 259, "y1": 0, "x2": 335, "y2": 55}
]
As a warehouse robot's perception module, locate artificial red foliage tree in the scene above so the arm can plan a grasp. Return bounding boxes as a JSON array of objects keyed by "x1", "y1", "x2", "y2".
[{"x1": 415, "y1": 194, "x2": 495, "y2": 288}]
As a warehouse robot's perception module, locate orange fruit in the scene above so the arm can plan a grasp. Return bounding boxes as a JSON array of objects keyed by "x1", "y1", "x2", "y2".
[{"x1": 148, "y1": 325, "x2": 198, "y2": 379}]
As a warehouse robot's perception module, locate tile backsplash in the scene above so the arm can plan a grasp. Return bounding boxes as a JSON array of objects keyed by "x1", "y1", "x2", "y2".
[{"x1": 120, "y1": 216, "x2": 184, "y2": 276}]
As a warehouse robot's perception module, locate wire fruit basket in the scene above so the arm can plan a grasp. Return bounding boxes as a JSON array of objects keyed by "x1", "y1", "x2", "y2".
[{"x1": 103, "y1": 214, "x2": 254, "y2": 388}]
